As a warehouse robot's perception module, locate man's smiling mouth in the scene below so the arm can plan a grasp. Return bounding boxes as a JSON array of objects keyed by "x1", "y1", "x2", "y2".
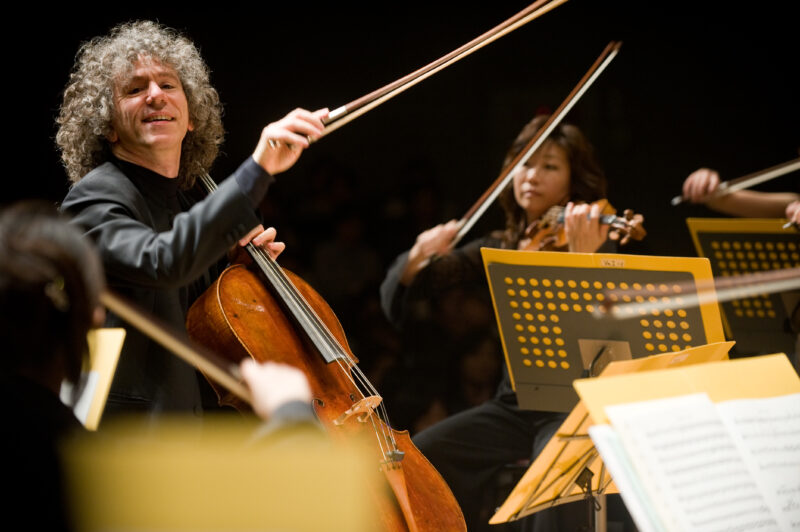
[{"x1": 143, "y1": 115, "x2": 174, "y2": 122}]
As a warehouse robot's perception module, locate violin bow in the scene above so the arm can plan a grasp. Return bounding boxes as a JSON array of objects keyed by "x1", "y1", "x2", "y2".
[
  {"x1": 670, "y1": 157, "x2": 800, "y2": 206},
  {"x1": 596, "y1": 267, "x2": 800, "y2": 320},
  {"x1": 451, "y1": 40, "x2": 623, "y2": 248},
  {"x1": 317, "y1": 0, "x2": 570, "y2": 139},
  {"x1": 99, "y1": 290, "x2": 253, "y2": 404}
]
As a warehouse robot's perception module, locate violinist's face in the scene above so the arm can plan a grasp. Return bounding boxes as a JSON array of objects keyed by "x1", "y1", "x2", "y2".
[
  {"x1": 108, "y1": 58, "x2": 193, "y2": 174},
  {"x1": 513, "y1": 141, "x2": 571, "y2": 222}
]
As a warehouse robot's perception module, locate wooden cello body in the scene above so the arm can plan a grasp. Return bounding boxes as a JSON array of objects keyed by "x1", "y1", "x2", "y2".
[{"x1": 186, "y1": 260, "x2": 467, "y2": 532}]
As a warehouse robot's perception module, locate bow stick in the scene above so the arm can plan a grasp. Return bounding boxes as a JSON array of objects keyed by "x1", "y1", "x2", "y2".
[
  {"x1": 596, "y1": 267, "x2": 800, "y2": 320},
  {"x1": 452, "y1": 40, "x2": 622, "y2": 247},
  {"x1": 100, "y1": 290, "x2": 252, "y2": 404},
  {"x1": 671, "y1": 157, "x2": 800, "y2": 207},
  {"x1": 318, "y1": 0, "x2": 570, "y2": 139}
]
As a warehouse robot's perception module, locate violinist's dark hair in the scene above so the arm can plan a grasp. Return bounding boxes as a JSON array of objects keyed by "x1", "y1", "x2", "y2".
[
  {"x1": 0, "y1": 201, "x2": 104, "y2": 388},
  {"x1": 497, "y1": 114, "x2": 607, "y2": 248}
]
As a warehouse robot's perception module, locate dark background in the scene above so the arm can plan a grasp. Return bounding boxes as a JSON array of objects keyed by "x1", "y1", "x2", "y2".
[
  {"x1": 6, "y1": 1, "x2": 798, "y2": 428},
  {"x1": 12, "y1": 2, "x2": 800, "y2": 247}
]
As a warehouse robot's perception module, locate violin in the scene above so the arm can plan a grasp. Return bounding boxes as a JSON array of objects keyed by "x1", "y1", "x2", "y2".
[
  {"x1": 185, "y1": 175, "x2": 467, "y2": 532},
  {"x1": 520, "y1": 199, "x2": 646, "y2": 252}
]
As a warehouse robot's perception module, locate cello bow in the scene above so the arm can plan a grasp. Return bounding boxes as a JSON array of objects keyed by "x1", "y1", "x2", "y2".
[
  {"x1": 318, "y1": 0, "x2": 570, "y2": 139},
  {"x1": 99, "y1": 289, "x2": 253, "y2": 405},
  {"x1": 451, "y1": 40, "x2": 623, "y2": 248}
]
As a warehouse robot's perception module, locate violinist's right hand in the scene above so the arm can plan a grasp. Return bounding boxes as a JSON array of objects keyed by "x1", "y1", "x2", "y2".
[
  {"x1": 400, "y1": 220, "x2": 460, "y2": 285},
  {"x1": 682, "y1": 168, "x2": 721, "y2": 203},
  {"x1": 786, "y1": 200, "x2": 800, "y2": 226}
]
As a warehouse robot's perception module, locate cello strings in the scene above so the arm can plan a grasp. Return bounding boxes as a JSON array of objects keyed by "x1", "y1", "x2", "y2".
[
  {"x1": 200, "y1": 174, "x2": 400, "y2": 454},
  {"x1": 256, "y1": 250, "x2": 400, "y2": 450},
  {"x1": 254, "y1": 249, "x2": 400, "y2": 450},
  {"x1": 199, "y1": 175, "x2": 355, "y2": 380}
]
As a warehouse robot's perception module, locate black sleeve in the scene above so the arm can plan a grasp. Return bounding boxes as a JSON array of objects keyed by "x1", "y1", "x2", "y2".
[
  {"x1": 379, "y1": 235, "x2": 499, "y2": 330},
  {"x1": 61, "y1": 160, "x2": 269, "y2": 289}
]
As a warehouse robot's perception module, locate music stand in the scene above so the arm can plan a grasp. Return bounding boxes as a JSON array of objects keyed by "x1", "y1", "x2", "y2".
[
  {"x1": 686, "y1": 218, "x2": 800, "y2": 359},
  {"x1": 480, "y1": 248, "x2": 726, "y2": 413},
  {"x1": 489, "y1": 341, "x2": 735, "y2": 529},
  {"x1": 60, "y1": 328, "x2": 126, "y2": 431}
]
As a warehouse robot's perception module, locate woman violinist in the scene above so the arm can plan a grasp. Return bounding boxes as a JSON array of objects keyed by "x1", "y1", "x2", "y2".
[{"x1": 380, "y1": 114, "x2": 618, "y2": 531}]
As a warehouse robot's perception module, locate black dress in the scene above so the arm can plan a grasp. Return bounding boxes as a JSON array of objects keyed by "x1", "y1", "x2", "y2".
[{"x1": 380, "y1": 234, "x2": 593, "y2": 532}]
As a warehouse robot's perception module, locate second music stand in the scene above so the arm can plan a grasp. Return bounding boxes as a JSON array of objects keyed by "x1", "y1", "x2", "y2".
[{"x1": 686, "y1": 217, "x2": 800, "y2": 359}]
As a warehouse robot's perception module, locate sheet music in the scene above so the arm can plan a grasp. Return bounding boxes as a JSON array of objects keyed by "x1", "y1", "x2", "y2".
[
  {"x1": 605, "y1": 393, "x2": 783, "y2": 531},
  {"x1": 717, "y1": 394, "x2": 800, "y2": 531},
  {"x1": 60, "y1": 370, "x2": 100, "y2": 425},
  {"x1": 588, "y1": 424, "x2": 667, "y2": 532}
]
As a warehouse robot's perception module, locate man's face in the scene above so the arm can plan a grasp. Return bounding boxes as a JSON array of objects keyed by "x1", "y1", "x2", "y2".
[{"x1": 108, "y1": 58, "x2": 192, "y2": 168}]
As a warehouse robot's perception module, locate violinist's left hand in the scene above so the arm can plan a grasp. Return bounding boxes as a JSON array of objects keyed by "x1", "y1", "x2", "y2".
[
  {"x1": 239, "y1": 225, "x2": 285, "y2": 260},
  {"x1": 564, "y1": 202, "x2": 609, "y2": 253}
]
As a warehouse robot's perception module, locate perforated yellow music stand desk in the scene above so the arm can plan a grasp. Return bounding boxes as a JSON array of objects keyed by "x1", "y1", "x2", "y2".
[
  {"x1": 686, "y1": 218, "x2": 800, "y2": 358},
  {"x1": 489, "y1": 341, "x2": 734, "y2": 526},
  {"x1": 480, "y1": 249, "x2": 726, "y2": 413}
]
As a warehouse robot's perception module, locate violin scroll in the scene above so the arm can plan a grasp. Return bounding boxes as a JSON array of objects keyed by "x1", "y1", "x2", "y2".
[{"x1": 608, "y1": 208, "x2": 646, "y2": 245}]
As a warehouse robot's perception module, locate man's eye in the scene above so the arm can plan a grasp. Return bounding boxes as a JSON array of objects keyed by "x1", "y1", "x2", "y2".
[{"x1": 127, "y1": 87, "x2": 142, "y2": 95}]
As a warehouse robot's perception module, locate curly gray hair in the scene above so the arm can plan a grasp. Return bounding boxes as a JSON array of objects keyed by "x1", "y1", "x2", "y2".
[{"x1": 56, "y1": 20, "x2": 224, "y2": 188}]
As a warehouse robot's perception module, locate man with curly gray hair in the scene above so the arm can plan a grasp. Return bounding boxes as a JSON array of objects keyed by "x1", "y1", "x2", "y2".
[{"x1": 59, "y1": 20, "x2": 327, "y2": 419}]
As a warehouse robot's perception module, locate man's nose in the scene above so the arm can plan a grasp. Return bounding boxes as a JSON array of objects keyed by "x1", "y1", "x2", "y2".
[{"x1": 145, "y1": 82, "x2": 166, "y2": 106}]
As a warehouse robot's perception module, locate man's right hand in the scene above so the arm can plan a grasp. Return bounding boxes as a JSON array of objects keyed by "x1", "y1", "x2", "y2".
[{"x1": 252, "y1": 107, "x2": 328, "y2": 175}]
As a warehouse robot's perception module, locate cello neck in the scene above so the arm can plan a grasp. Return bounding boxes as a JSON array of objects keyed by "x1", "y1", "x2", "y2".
[{"x1": 198, "y1": 174, "x2": 348, "y2": 365}]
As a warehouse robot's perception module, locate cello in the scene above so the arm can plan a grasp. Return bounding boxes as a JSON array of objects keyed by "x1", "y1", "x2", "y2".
[{"x1": 185, "y1": 176, "x2": 467, "y2": 532}]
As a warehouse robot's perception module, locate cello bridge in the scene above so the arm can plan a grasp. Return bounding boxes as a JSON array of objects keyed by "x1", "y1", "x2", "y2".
[{"x1": 333, "y1": 395, "x2": 383, "y2": 425}]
